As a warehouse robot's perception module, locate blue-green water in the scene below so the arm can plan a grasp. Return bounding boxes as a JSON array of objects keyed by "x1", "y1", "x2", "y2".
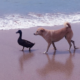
[
  {"x1": 0, "y1": 0, "x2": 80, "y2": 14},
  {"x1": 0, "y1": 0, "x2": 80, "y2": 30}
]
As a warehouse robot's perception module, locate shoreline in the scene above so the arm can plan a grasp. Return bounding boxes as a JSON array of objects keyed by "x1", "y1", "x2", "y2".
[{"x1": 0, "y1": 22, "x2": 80, "y2": 30}]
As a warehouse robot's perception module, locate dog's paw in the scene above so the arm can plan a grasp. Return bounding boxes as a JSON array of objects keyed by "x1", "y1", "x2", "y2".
[
  {"x1": 43, "y1": 51, "x2": 47, "y2": 54},
  {"x1": 75, "y1": 47, "x2": 79, "y2": 49}
]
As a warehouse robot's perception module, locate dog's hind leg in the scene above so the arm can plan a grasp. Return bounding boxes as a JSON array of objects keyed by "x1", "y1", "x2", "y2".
[
  {"x1": 44, "y1": 43, "x2": 51, "y2": 54},
  {"x1": 71, "y1": 40, "x2": 78, "y2": 49},
  {"x1": 65, "y1": 36, "x2": 72, "y2": 51},
  {"x1": 52, "y1": 42, "x2": 57, "y2": 50},
  {"x1": 68, "y1": 40, "x2": 72, "y2": 51},
  {"x1": 65, "y1": 38, "x2": 72, "y2": 51}
]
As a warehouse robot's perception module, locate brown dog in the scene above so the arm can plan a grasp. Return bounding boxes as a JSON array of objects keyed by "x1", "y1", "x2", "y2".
[{"x1": 34, "y1": 22, "x2": 77, "y2": 53}]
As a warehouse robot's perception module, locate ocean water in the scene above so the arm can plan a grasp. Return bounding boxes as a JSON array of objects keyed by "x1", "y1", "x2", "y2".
[{"x1": 0, "y1": 0, "x2": 80, "y2": 30}]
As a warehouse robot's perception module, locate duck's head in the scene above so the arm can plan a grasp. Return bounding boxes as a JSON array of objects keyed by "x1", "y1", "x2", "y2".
[{"x1": 16, "y1": 30, "x2": 22, "y2": 34}]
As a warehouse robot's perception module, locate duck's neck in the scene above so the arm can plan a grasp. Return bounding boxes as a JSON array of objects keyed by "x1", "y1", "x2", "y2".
[{"x1": 19, "y1": 32, "x2": 22, "y2": 40}]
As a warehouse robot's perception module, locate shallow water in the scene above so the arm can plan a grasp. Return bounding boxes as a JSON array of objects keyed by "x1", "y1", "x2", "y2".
[{"x1": 0, "y1": 26, "x2": 80, "y2": 80}]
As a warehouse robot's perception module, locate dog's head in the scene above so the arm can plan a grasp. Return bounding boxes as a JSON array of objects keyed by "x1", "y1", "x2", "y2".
[{"x1": 34, "y1": 28, "x2": 45, "y2": 36}]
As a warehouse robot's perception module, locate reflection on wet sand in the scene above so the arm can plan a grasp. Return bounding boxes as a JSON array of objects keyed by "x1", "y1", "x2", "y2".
[
  {"x1": 19, "y1": 52, "x2": 34, "y2": 71},
  {"x1": 38, "y1": 51, "x2": 75, "y2": 77}
]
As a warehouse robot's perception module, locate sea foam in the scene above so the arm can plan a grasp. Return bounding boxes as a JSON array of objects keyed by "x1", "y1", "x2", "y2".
[{"x1": 0, "y1": 13, "x2": 80, "y2": 30}]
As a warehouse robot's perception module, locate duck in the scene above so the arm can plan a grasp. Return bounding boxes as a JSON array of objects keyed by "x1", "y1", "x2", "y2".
[{"x1": 16, "y1": 30, "x2": 35, "y2": 52}]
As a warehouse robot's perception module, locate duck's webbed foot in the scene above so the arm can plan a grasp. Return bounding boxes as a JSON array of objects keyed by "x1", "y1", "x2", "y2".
[
  {"x1": 21, "y1": 47, "x2": 24, "y2": 51},
  {"x1": 29, "y1": 48, "x2": 31, "y2": 52}
]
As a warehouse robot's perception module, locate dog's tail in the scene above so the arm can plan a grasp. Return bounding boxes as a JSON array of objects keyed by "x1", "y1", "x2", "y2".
[{"x1": 64, "y1": 22, "x2": 71, "y2": 28}]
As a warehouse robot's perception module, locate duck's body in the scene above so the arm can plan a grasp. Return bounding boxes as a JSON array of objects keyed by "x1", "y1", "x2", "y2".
[{"x1": 16, "y1": 30, "x2": 35, "y2": 51}]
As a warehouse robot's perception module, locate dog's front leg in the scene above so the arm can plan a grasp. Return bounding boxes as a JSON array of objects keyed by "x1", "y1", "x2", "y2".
[
  {"x1": 52, "y1": 42, "x2": 57, "y2": 51},
  {"x1": 44, "y1": 43, "x2": 51, "y2": 54}
]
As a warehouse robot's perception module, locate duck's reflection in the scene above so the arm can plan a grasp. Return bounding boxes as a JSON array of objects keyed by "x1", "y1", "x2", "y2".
[
  {"x1": 38, "y1": 51, "x2": 75, "y2": 77},
  {"x1": 19, "y1": 52, "x2": 34, "y2": 71}
]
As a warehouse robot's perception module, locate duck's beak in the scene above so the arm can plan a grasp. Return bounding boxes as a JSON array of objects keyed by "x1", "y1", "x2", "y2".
[{"x1": 16, "y1": 31, "x2": 18, "y2": 33}]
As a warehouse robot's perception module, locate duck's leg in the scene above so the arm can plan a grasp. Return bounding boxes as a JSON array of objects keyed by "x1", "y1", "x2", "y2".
[
  {"x1": 22, "y1": 46, "x2": 24, "y2": 51},
  {"x1": 29, "y1": 48, "x2": 31, "y2": 52}
]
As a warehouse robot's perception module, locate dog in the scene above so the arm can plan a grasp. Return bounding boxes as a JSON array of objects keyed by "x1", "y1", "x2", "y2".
[{"x1": 34, "y1": 22, "x2": 77, "y2": 53}]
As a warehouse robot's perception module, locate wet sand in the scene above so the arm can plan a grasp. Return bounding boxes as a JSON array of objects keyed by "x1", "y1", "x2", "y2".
[{"x1": 0, "y1": 23, "x2": 80, "y2": 80}]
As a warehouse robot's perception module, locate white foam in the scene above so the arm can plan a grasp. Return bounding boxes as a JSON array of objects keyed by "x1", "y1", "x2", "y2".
[{"x1": 0, "y1": 13, "x2": 80, "y2": 30}]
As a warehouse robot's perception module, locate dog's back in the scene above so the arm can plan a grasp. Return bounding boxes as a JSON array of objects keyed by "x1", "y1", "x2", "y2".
[{"x1": 50, "y1": 22, "x2": 73, "y2": 42}]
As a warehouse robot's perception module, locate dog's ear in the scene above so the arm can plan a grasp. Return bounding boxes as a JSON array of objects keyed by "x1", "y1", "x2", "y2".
[{"x1": 41, "y1": 29, "x2": 45, "y2": 32}]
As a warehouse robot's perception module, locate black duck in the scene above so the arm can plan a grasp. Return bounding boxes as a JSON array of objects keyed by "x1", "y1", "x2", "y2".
[{"x1": 16, "y1": 30, "x2": 35, "y2": 51}]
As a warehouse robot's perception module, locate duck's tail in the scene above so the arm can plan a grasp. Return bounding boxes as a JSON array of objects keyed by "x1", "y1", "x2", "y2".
[
  {"x1": 31, "y1": 43, "x2": 35, "y2": 48},
  {"x1": 33, "y1": 43, "x2": 35, "y2": 45}
]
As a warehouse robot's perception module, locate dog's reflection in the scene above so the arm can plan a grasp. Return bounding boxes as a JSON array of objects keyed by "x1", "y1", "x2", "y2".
[
  {"x1": 38, "y1": 51, "x2": 75, "y2": 77},
  {"x1": 19, "y1": 52, "x2": 34, "y2": 71}
]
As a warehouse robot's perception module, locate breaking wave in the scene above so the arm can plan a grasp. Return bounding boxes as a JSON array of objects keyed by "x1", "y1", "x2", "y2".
[{"x1": 0, "y1": 13, "x2": 80, "y2": 30}]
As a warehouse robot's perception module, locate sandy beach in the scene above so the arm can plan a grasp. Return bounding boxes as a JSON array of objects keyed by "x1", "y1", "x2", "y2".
[{"x1": 0, "y1": 23, "x2": 80, "y2": 80}]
